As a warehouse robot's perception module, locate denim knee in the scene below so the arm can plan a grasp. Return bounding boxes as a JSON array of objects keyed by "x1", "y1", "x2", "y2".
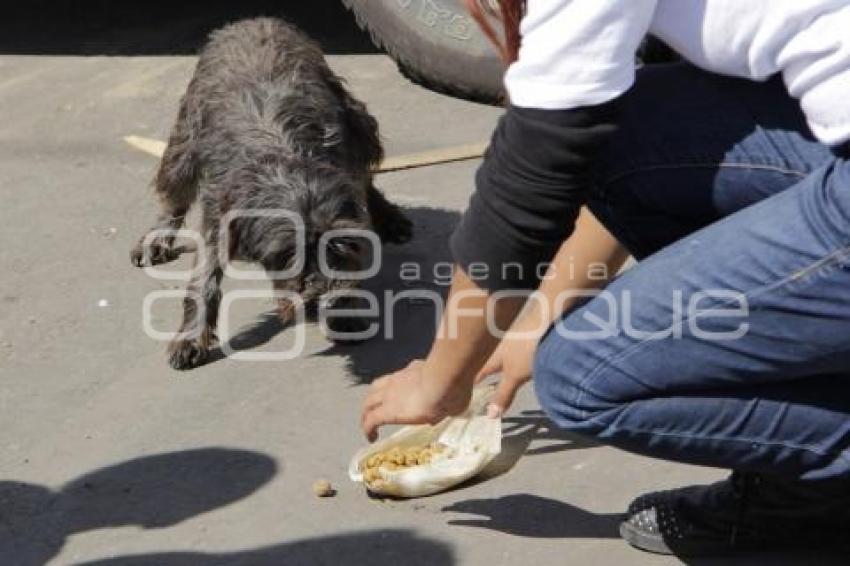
[{"x1": 533, "y1": 324, "x2": 621, "y2": 436}]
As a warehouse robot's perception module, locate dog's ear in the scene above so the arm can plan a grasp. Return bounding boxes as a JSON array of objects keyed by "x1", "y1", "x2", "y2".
[
  {"x1": 343, "y1": 108, "x2": 383, "y2": 171},
  {"x1": 325, "y1": 73, "x2": 384, "y2": 171}
]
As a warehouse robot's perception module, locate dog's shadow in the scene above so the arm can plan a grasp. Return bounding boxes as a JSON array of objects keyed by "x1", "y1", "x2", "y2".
[
  {"x1": 203, "y1": 206, "x2": 460, "y2": 378},
  {"x1": 316, "y1": 206, "x2": 461, "y2": 383},
  {"x1": 204, "y1": 312, "x2": 288, "y2": 365}
]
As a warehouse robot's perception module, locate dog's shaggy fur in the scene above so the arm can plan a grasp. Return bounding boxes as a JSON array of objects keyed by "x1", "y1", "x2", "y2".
[{"x1": 131, "y1": 18, "x2": 412, "y2": 370}]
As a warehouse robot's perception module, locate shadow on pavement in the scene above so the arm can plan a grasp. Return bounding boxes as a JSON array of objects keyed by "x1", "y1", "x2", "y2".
[
  {"x1": 0, "y1": 448, "x2": 277, "y2": 566},
  {"x1": 204, "y1": 312, "x2": 290, "y2": 367},
  {"x1": 684, "y1": 551, "x2": 848, "y2": 565},
  {"x1": 479, "y1": 410, "x2": 600, "y2": 481},
  {"x1": 2, "y1": 0, "x2": 379, "y2": 56},
  {"x1": 684, "y1": 552, "x2": 848, "y2": 566},
  {"x1": 76, "y1": 529, "x2": 455, "y2": 566},
  {"x1": 315, "y1": 206, "x2": 461, "y2": 383},
  {"x1": 443, "y1": 494, "x2": 621, "y2": 539},
  {"x1": 444, "y1": 493, "x2": 847, "y2": 564}
]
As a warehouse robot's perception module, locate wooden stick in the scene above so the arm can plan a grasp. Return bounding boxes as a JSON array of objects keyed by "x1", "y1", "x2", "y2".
[
  {"x1": 124, "y1": 135, "x2": 167, "y2": 158},
  {"x1": 124, "y1": 135, "x2": 487, "y2": 172},
  {"x1": 376, "y1": 142, "x2": 488, "y2": 172}
]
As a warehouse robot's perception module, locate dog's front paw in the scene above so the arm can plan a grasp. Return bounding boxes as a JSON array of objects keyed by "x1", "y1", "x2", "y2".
[
  {"x1": 167, "y1": 339, "x2": 209, "y2": 370},
  {"x1": 131, "y1": 233, "x2": 179, "y2": 267}
]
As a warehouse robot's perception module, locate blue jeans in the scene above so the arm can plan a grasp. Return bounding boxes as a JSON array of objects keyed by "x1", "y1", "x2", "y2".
[{"x1": 534, "y1": 64, "x2": 850, "y2": 482}]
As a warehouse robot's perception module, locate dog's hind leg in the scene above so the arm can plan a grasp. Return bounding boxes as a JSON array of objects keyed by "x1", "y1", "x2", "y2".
[
  {"x1": 167, "y1": 225, "x2": 223, "y2": 370},
  {"x1": 367, "y1": 184, "x2": 413, "y2": 245},
  {"x1": 131, "y1": 94, "x2": 200, "y2": 267}
]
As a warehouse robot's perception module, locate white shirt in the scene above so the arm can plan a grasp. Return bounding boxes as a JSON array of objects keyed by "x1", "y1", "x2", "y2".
[{"x1": 505, "y1": 0, "x2": 850, "y2": 145}]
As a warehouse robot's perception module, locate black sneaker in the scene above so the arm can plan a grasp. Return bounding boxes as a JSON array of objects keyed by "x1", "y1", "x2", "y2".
[{"x1": 620, "y1": 472, "x2": 850, "y2": 556}]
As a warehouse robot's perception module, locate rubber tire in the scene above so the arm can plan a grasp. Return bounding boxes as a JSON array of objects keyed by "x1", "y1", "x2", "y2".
[{"x1": 343, "y1": 0, "x2": 505, "y2": 106}]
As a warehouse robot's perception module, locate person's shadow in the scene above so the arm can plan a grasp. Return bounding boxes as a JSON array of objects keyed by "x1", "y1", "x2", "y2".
[
  {"x1": 433, "y1": 411, "x2": 616, "y2": 537},
  {"x1": 74, "y1": 529, "x2": 455, "y2": 566},
  {"x1": 478, "y1": 410, "x2": 600, "y2": 481},
  {"x1": 444, "y1": 494, "x2": 621, "y2": 539},
  {"x1": 0, "y1": 448, "x2": 277, "y2": 566}
]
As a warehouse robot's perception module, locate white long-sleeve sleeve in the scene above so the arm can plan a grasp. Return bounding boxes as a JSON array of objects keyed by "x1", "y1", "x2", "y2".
[{"x1": 505, "y1": 0, "x2": 658, "y2": 109}]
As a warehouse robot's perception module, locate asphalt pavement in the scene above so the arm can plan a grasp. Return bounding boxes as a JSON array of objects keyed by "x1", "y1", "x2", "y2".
[{"x1": 0, "y1": 2, "x2": 835, "y2": 565}]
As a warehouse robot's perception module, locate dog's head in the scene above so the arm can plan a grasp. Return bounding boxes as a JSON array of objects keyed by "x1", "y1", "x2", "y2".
[{"x1": 225, "y1": 157, "x2": 373, "y2": 317}]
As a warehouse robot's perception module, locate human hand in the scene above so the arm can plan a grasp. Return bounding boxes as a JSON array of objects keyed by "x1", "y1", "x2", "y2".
[
  {"x1": 476, "y1": 313, "x2": 548, "y2": 417},
  {"x1": 361, "y1": 360, "x2": 472, "y2": 442}
]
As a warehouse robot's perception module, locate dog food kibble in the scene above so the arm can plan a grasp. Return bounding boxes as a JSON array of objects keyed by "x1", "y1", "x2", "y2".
[
  {"x1": 361, "y1": 442, "x2": 446, "y2": 487},
  {"x1": 312, "y1": 479, "x2": 335, "y2": 498}
]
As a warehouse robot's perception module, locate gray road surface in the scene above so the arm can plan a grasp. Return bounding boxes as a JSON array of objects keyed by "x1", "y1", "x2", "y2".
[{"x1": 0, "y1": 3, "x2": 835, "y2": 565}]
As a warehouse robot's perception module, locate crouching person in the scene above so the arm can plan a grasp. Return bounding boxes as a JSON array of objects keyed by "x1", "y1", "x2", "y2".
[{"x1": 361, "y1": 0, "x2": 850, "y2": 557}]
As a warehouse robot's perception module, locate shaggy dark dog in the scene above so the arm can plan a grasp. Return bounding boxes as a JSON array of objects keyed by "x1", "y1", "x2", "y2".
[{"x1": 131, "y1": 18, "x2": 412, "y2": 370}]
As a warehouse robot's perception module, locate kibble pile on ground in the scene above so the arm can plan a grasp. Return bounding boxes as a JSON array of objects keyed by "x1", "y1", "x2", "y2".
[{"x1": 361, "y1": 443, "x2": 446, "y2": 488}]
